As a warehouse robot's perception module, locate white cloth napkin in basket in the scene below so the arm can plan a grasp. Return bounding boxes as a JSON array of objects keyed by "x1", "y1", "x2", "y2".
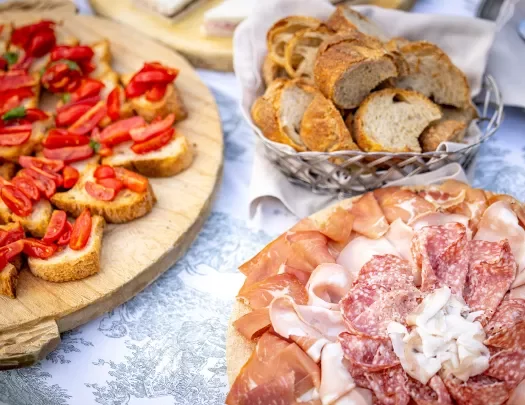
[{"x1": 233, "y1": 0, "x2": 498, "y2": 226}]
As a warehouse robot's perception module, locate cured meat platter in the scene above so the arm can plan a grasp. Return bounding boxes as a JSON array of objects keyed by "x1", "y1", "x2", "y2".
[{"x1": 0, "y1": 11, "x2": 222, "y2": 369}]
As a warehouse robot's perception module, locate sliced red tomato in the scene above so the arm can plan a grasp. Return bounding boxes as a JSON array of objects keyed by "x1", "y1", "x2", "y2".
[
  {"x1": 0, "y1": 240, "x2": 25, "y2": 262},
  {"x1": 28, "y1": 166, "x2": 63, "y2": 187},
  {"x1": 55, "y1": 103, "x2": 92, "y2": 127},
  {"x1": 114, "y1": 167, "x2": 149, "y2": 193},
  {"x1": 10, "y1": 55, "x2": 34, "y2": 72},
  {"x1": 62, "y1": 166, "x2": 79, "y2": 189},
  {"x1": 50, "y1": 45, "x2": 94, "y2": 63},
  {"x1": 143, "y1": 62, "x2": 179, "y2": 77},
  {"x1": 41, "y1": 62, "x2": 82, "y2": 93},
  {"x1": 133, "y1": 71, "x2": 175, "y2": 84},
  {"x1": 129, "y1": 113, "x2": 174, "y2": 142},
  {"x1": 131, "y1": 127, "x2": 173, "y2": 155},
  {"x1": 23, "y1": 238, "x2": 57, "y2": 258},
  {"x1": 43, "y1": 210, "x2": 68, "y2": 243},
  {"x1": 24, "y1": 108, "x2": 48, "y2": 122},
  {"x1": 57, "y1": 221, "x2": 72, "y2": 246},
  {"x1": 97, "y1": 178, "x2": 123, "y2": 194},
  {"x1": 18, "y1": 168, "x2": 56, "y2": 199},
  {"x1": 0, "y1": 70, "x2": 37, "y2": 92},
  {"x1": 0, "y1": 130, "x2": 31, "y2": 146},
  {"x1": 1, "y1": 185, "x2": 32, "y2": 217},
  {"x1": 12, "y1": 176, "x2": 40, "y2": 201},
  {"x1": 99, "y1": 116, "x2": 145, "y2": 146},
  {"x1": 98, "y1": 145, "x2": 113, "y2": 157},
  {"x1": 0, "y1": 124, "x2": 32, "y2": 133},
  {"x1": 0, "y1": 223, "x2": 25, "y2": 247},
  {"x1": 145, "y1": 84, "x2": 167, "y2": 102},
  {"x1": 57, "y1": 95, "x2": 100, "y2": 113},
  {"x1": 19, "y1": 156, "x2": 65, "y2": 172},
  {"x1": 26, "y1": 28, "x2": 56, "y2": 58},
  {"x1": 85, "y1": 181, "x2": 115, "y2": 202},
  {"x1": 70, "y1": 78, "x2": 104, "y2": 102},
  {"x1": 43, "y1": 144, "x2": 94, "y2": 164},
  {"x1": 93, "y1": 165, "x2": 115, "y2": 180},
  {"x1": 124, "y1": 79, "x2": 148, "y2": 99},
  {"x1": 68, "y1": 101, "x2": 107, "y2": 136},
  {"x1": 0, "y1": 176, "x2": 11, "y2": 188},
  {"x1": 106, "y1": 87, "x2": 123, "y2": 121},
  {"x1": 69, "y1": 208, "x2": 92, "y2": 251},
  {"x1": 43, "y1": 133, "x2": 90, "y2": 149},
  {"x1": 10, "y1": 21, "x2": 55, "y2": 49}
]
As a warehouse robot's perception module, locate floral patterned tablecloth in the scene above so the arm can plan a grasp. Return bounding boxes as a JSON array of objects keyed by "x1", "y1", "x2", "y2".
[{"x1": 1, "y1": 3, "x2": 525, "y2": 405}]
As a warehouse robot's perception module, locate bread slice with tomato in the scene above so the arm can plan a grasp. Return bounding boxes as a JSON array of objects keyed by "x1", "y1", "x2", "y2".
[
  {"x1": 0, "y1": 221, "x2": 26, "y2": 298},
  {"x1": 28, "y1": 213, "x2": 105, "y2": 282},
  {"x1": 0, "y1": 162, "x2": 16, "y2": 180},
  {"x1": 51, "y1": 164, "x2": 156, "y2": 223},
  {"x1": 0, "y1": 263, "x2": 18, "y2": 298},
  {"x1": 0, "y1": 199, "x2": 53, "y2": 238},
  {"x1": 0, "y1": 116, "x2": 52, "y2": 161}
]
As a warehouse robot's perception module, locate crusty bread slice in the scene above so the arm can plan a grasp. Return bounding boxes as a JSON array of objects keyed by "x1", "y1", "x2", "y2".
[
  {"x1": 102, "y1": 133, "x2": 194, "y2": 177},
  {"x1": 326, "y1": 5, "x2": 388, "y2": 41},
  {"x1": 266, "y1": 16, "x2": 323, "y2": 67},
  {"x1": 51, "y1": 164, "x2": 156, "y2": 223},
  {"x1": 314, "y1": 33, "x2": 398, "y2": 109},
  {"x1": 0, "y1": 263, "x2": 18, "y2": 298},
  {"x1": 420, "y1": 104, "x2": 479, "y2": 152},
  {"x1": 90, "y1": 39, "x2": 112, "y2": 80},
  {"x1": 0, "y1": 199, "x2": 53, "y2": 238},
  {"x1": 0, "y1": 162, "x2": 16, "y2": 180},
  {"x1": 28, "y1": 215, "x2": 105, "y2": 282},
  {"x1": 121, "y1": 73, "x2": 187, "y2": 123},
  {"x1": 70, "y1": 155, "x2": 101, "y2": 174},
  {"x1": 0, "y1": 22, "x2": 12, "y2": 54},
  {"x1": 262, "y1": 54, "x2": 288, "y2": 87},
  {"x1": 354, "y1": 88, "x2": 442, "y2": 153},
  {"x1": 0, "y1": 116, "x2": 51, "y2": 162},
  {"x1": 394, "y1": 41, "x2": 471, "y2": 108}
]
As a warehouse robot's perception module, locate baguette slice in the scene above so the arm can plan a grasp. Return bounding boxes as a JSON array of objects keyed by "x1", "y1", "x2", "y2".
[
  {"x1": 121, "y1": 73, "x2": 188, "y2": 123},
  {"x1": 314, "y1": 33, "x2": 398, "y2": 109},
  {"x1": 326, "y1": 5, "x2": 388, "y2": 41},
  {"x1": 354, "y1": 88, "x2": 442, "y2": 153},
  {"x1": 28, "y1": 215, "x2": 105, "y2": 282},
  {"x1": 51, "y1": 164, "x2": 156, "y2": 223},
  {"x1": 0, "y1": 263, "x2": 18, "y2": 298},
  {"x1": 0, "y1": 116, "x2": 52, "y2": 161},
  {"x1": 395, "y1": 41, "x2": 471, "y2": 108},
  {"x1": 262, "y1": 54, "x2": 288, "y2": 87},
  {"x1": 0, "y1": 199, "x2": 53, "y2": 238},
  {"x1": 90, "y1": 39, "x2": 113, "y2": 80},
  {"x1": 102, "y1": 133, "x2": 194, "y2": 177}
]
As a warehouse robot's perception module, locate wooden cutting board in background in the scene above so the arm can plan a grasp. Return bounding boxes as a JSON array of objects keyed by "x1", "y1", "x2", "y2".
[
  {"x1": 89, "y1": 0, "x2": 415, "y2": 72},
  {"x1": 0, "y1": 10, "x2": 223, "y2": 370}
]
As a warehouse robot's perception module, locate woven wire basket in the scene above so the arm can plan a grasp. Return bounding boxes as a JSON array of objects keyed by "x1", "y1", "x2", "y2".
[{"x1": 255, "y1": 75, "x2": 503, "y2": 198}]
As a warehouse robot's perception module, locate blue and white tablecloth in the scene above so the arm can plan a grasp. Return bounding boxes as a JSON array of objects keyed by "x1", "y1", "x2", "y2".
[{"x1": 1, "y1": 2, "x2": 525, "y2": 404}]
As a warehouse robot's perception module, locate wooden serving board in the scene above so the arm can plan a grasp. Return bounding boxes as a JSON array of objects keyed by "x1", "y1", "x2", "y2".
[{"x1": 0, "y1": 11, "x2": 223, "y2": 369}]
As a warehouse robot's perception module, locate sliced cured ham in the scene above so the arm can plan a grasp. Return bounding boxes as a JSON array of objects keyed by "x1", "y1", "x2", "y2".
[
  {"x1": 277, "y1": 263, "x2": 311, "y2": 285},
  {"x1": 384, "y1": 219, "x2": 421, "y2": 285},
  {"x1": 333, "y1": 388, "x2": 372, "y2": 405},
  {"x1": 405, "y1": 375, "x2": 453, "y2": 405},
  {"x1": 373, "y1": 187, "x2": 435, "y2": 224},
  {"x1": 307, "y1": 263, "x2": 354, "y2": 310},
  {"x1": 339, "y1": 332, "x2": 399, "y2": 372},
  {"x1": 286, "y1": 231, "x2": 336, "y2": 269},
  {"x1": 508, "y1": 379, "x2": 525, "y2": 405},
  {"x1": 474, "y1": 201, "x2": 525, "y2": 288},
  {"x1": 312, "y1": 206, "x2": 354, "y2": 244},
  {"x1": 487, "y1": 194, "x2": 525, "y2": 229},
  {"x1": 464, "y1": 240, "x2": 516, "y2": 326},
  {"x1": 349, "y1": 192, "x2": 389, "y2": 239},
  {"x1": 337, "y1": 237, "x2": 399, "y2": 280},
  {"x1": 319, "y1": 342, "x2": 356, "y2": 404},
  {"x1": 242, "y1": 372, "x2": 295, "y2": 405},
  {"x1": 233, "y1": 307, "x2": 271, "y2": 340},
  {"x1": 411, "y1": 223, "x2": 469, "y2": 295},
  {"x1": 442, "y1": 374, "x2": 508, "y2": 405},
  {"x1": 419, "y1": 187, "x2": 466, "y2": 209},
  {"x1": 484, "y1": 298, "x2": 525, "y2": 349},
  {"x1": 237, "y1": 273, "x2": 308, "y2": 309}
]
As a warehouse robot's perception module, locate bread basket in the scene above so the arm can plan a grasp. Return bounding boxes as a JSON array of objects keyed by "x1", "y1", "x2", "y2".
[{"x1": 250, "y1": 74, "x2": 503, "y2": 198}]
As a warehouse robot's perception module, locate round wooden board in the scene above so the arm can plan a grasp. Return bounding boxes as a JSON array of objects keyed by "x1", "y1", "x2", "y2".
[
  {"x1": 0, "y1": 12, "x2": 223, "y2": 369},
  {"x1": 89, "y1": 0, "x2": 233, "y2": 72}
]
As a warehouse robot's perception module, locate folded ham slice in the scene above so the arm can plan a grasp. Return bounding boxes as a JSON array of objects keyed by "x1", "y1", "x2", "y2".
[
  {"x1": 349, "y1": 192, "x2": 389, "y2": 239},
  {"x1": 307, "y1": 263, "x2": 353, "y2": 310},
  {"x1": 373, "y1": 187, "x2": 435, "y2": 224}
]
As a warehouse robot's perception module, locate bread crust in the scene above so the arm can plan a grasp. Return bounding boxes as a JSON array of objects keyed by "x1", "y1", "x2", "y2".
[
  {"x1": 326, "y1": 5, "x2": 386, "y2": 42},
  {"x1": 262, "y1": 55, "x2": 288, "y2": 87},
  {"x1": 0, "y1": 264, "x2": 18, "y2": 299},
  {"x1": 0, "y1": 200, "x2": 53, "y2": 238}
]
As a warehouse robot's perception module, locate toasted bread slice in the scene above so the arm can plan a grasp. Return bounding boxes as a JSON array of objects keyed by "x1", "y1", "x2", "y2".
[
  {"x1": 0, "y1": 162, "x2": 16, "y2": 180},
  {"x1": 0, "y1": 199, "x2": 53, "y2": 238},
  {"x1": 0, "y1": 116, "x2": 51, "y2": 161},
  {"x1": 70, "y1": 155, "x2": 101, "y2": 174},
  {"x1": 90, "y1": 39, "x2": 112, "y2": 80},
  {"x1": 121, "y1": 73, "x2": 188, "y2": 123},
  {"x1": 326, "y1": 5, "x2": 388, "y2": 41},
  {"x1": 51, "y1": 164, "x2": 156, "y2": 223},
  {"x1": 0, "y1": 263, "x2": 18, "y2": 298},
  {"x1": 0, "y1": 22, "x2": 12, "y2": 54},
  {"x1": 262, "y1": 54, "x2": 288, "y2": 87},
  {"x1": 354, "y1": 88, "x2": 442, "y2": 153},
  {"x1": 102, "y1": 133, "x2": 194, "y2": 177},
  {"x1": 28, "y1": 215, "x2": 105, "y2": 282},
  {"x1": 395, "y1": 41, "x2": 471, "y2": 108},
  {"x1": 0, "y1": 222, "x2": 24, "y2": 271}
]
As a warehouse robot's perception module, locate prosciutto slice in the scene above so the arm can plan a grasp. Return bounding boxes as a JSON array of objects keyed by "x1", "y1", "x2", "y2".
[
  {"x1": 349, "y1": 192, "x2": 389, "y2": 239},
  {"x1": 418, "y1": 187, "x2": 467, "y2": 209},
  {"x1": 233, "y1": 308, "x2": 271, "y2": 340},
  {"x1": 373, "y1": 187, "x2": 435, "y2": 224},
  {"x1": 307, "y1": 263, "x2": 354, "y2": 310}
]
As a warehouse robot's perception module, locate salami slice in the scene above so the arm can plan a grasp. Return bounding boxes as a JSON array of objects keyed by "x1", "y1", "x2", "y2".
[
  {"x1": 406, "y1": 375, "x2": 453, "y2": 405},
  {"x1": 442, "y1": 374, "x2": 509, "y2": 405},
  {"x1": 464, "y1": 240, "x2": 516, "y2": 325},
  {"x1": 339, "y1": 332, "x2": 399, "y2": 371},
  {"x1": 364, "y1": 366, "x2": 410, "y2": 405},
  {"x1": 354, "y1": 254, "x2": 414, "y2": 286},
  {"x1": 484, "y1": 348, "x2": 525, "y2": 390},
  {"x1": 341, "y1": 283, "x2": 389, "y2": 330},
  {"x1": 485, "y1": 298, "x2": 525, "y2": 349},
  {"x1": 411, "y1": 223, "x2": 469, "y2": 295}
]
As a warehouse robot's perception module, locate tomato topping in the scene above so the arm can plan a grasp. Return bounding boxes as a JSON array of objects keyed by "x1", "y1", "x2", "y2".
[
  {"x1": 94, "y1": 165, "x2": 115, "y2": 180},
  {"x1": 0, "y1": 130, "x2": 31, "y2": 146},
  {"x1": 43, "y1": 144, "x2": 94, "y2": 164},
  {"x1": 10, "y1": 21, "x2": 56, "y2": 58},
  {"x1": 70, "y1": 78, "x2": 104, "y2": 102},
  {"x1": 124, "y1": 79, "x2": 147, "y2": 99},
  {"x1": 23, "y1": 238, "x2": 57, "y2": 259},
  {"x1": 114, "y1": 167, "x2": 148, "y2": 193},
  {"x1": 145, "y1": 84, "x2": 167, "y2": 102},
  {"x1": 57, "y1": 221, "x2": 72, "y2": 246},
  {"x1": 1, "y1": 185, "x2": 32, "y2": 217},
  {"x1": 124, "y1": 62, "x2": 178, "y2": 99},
  {"x1": 99, "y1": 116, "x2": 145, "y2": 146},
  {"x1": 19, "y1": 156, "x2": 65, "y2": 172},
  {"x1": 106, "y1": 87, "x2": 123, "y2": 121},
  {"x1": 43, "y1": 132, "x2": 90, "y2": 149},
  {"x1": 24, "y1": 108, "x2": 48, "y2": 122},
  {"x1": 69, "y1": 208, "x2": 92, "y2": 251},
  {"x1": 0, "y1": 70, "x2": 37, "y2": 92},
  {"x1": 130, "y1": 113, "x2": 174, "y2": 142},
  {"x1": 51, "y1": 46, "x2": 94, "y2": 64},
  {"x1": 133, "y1": 70, "x2": 175, "y2": 84},
  {"x1": 131, "y1": 127, "x2": 174, "y2": 155},
  {"x1": 55, "y1": 98, "x2": 99, "y2": 127},
  {"x1": 0, "y1": 123, "x2": 32, "y2": 133},
  {"x1": 62, "y1": 166, "x2": 79, "y2": 189},
  {"x1": 18, "y1": 168, "x2": 57, "y2": 199},
  {"x1": 41, "y1": 61, "x2": 82, "y2": 93},
  {"x1": 97, "y1": 177, "x2": 124, "y2": 194},
  {"x1": 98, "y1": 145, "x2": 113, "y2": 157},
  {"x1": 68, "y1": 101, "x2": 107, "y2": 136},
  {"x1": 43, "y1": 210, "x2": 68, "y2": 243},
  {"x1": 143, "y1": 62, "x2": 179, "y2": 76},
  {"x1": 85, "y1": 181, "x2": 116, "y2": 202},
  {"x1": 0, "y1": 240, "x2": 25, "y2": 262},
  {"x1": 0, "y1": 88, "x2": 34, "y2": 115},
  {"x1": 0, "y1": 223, "x2": 25, "y2": 247},
  {"x1": 12, "y1": 177, "x2": 40, "y2": 201},
  {"x1": 28, "y1": 166, "x2": 63, "y2": 187}
]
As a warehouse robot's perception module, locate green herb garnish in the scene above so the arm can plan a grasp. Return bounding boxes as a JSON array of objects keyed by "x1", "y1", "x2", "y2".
[
  {"x1": 2, "y1": 52, "x2": 18, "y2": 66},
  {"x1": 62, "y1": 93, "x2": 71, "y2": 103},
  {"x1": 59, "y1": 59, "x2": 80, "y2": 71},
  {"x1": 89, "y1": 140, "x2": 101, "y2": 153},
  {"x1": 2, "y1": 106, "x2": 26, "y2": 121}
]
